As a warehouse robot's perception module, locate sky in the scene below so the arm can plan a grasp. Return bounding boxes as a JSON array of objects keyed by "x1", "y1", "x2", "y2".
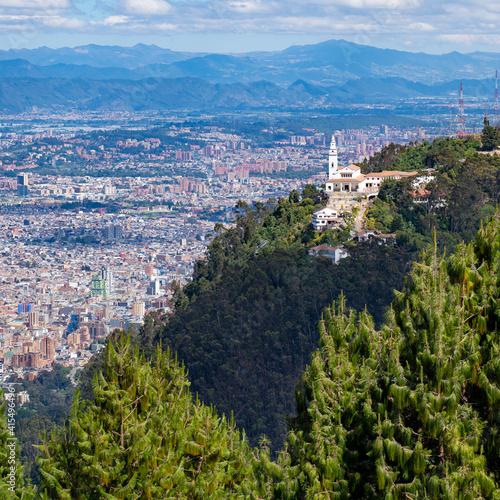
[{"x1": 0, "y1": 0, "x2": 499, "y2": 55}]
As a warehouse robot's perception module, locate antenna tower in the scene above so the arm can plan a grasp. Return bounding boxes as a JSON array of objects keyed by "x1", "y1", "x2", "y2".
[
  {"x1": 494, "y1": 70, "x2": 499, "y2": 126},
  {"x1": 457, "y1": 82, "x2": 466, "y2": 137},
  {"x1": 449, "y1": 104, "x2": 453, "y2": 136}
]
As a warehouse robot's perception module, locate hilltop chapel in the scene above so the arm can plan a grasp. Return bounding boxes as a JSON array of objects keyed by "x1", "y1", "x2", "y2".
[
  {"x1": 312, "y1": 135, "x2": 418, "y2": 228},
  {"x1": 325, "y1": 135, "x2": 416, "y2": 196}
]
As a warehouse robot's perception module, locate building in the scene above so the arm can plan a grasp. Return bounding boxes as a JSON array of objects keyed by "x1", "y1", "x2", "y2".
[
  {"x1": 147, "y1": 279, "x2": 160, "y2": 296},
  {"x1": 28, "y1": 310, "x2": 39, "y2": 328},
  {"x1": 16, "y1": 391, "x2": 30, "y2": 406},
  {"x1": 356, "y1": 230, "x2": 397, "y2": 244},
  {"x1": 328, "y1": 136, "x2": 339, "y2": 179},
  {"x1": 17, "y1": 173, "x2": 29, "y2": 196},
  {"x1": 18, "y1": 303, "x2": 32, "y2": 314},
  {"x1": 325, "y1": 135, "x2": 417, "y2": 196},
  {"x1": 91, "y1": 275, "x2": 108, "y2": 298},
  {"x1": 132, "y1": 301, "x2": 145, "y2": 317},
  {"x1": 104, "y1": 225, "x2": 123, "y2": 241},
  {"x1": 12, "y1": 352, "x2": 42, "y2": 369},
  {"x1": 83, "y1": 320, "x2": 107, "y2": 339},
  {"x1": 41, "y1": 336, "x2": 55, "y2": 360},
  {"x1": 175, "y1": 151, "x2": 192, "y2": 161},
  {"x1": 308, "y1": 245, "x2": 350, "y2": 264},
  {"x1": 101, "y1": 266, "x2": 113, "y2": 295},
  {"x1": 312, "y1": 207, "x2": 341, "y2": 231}
]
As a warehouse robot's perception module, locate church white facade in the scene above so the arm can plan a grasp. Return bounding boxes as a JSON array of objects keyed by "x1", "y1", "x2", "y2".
[{"x1": 325, "y1": 135, "x2": 417, "y2": 195}]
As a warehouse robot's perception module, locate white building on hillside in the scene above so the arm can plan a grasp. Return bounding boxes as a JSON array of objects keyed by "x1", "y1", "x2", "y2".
[
  {"x1": 312, "y1": 207, "x2": 340, "y2": 231},
  {"x1": 308, "y1": 245, "x2": 349, "y2": 264},
  {"x1": 325, "y1": 135, "x2": 418, "y2": 195}
]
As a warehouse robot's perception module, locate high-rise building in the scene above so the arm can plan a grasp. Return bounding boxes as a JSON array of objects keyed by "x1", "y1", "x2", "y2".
[
  {"x1": 175, "y1": 151, "x2": 192, "y2": 161},
  {"x1": 41, "y1": 337, "x2": 55, "y2": 360},
  {"x1": 101, "y1": 267, "x2": 113, "y2": 295},
  {"x1": 17, "y1": 173, "x2": 29, "y2": 196},
  {"x1": 104, "y1": 225, "x2": 123, "y2": 241},
  {"x1": 18, "y1": 303, "x2": 32, "y2": 314},
  {"x1": 28, "y1": 311, "x2": 39, "y2": 328},
  {"x1": 133, "y1": 301, "x2": 145, "y2": 317},
  {"x1": 147, "y1": 279, "x2": 160, "y2": 296},
  {"x1": 91, "y1": 275, "x2": 108, "y2": 298}
]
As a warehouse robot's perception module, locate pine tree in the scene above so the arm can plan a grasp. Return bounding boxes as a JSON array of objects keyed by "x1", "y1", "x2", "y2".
[
  {"x1": 0, "y1": 388, "x2": 36, "y2": 499},
  {"x1": 38, "y1": 334, "x2": 252, "y2": 499},
  {"x1": 269, "y1": 216, "x2": 500, "y2": 499}
]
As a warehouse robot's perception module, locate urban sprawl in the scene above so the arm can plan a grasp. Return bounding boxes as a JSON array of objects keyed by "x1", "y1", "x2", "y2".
[{"x1": 0, "y1": 113, "x2": 440, "y2": 389}]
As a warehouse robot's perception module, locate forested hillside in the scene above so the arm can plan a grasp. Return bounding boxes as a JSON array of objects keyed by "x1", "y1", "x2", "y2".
[
  {"x1": 9, "y1": 131, "x2": 500, "y2": 496},
  {"x1": 17, "y1": 213, "x2": 500, "y2": 499},
  {"x1": 140, "y1": 195, "x2": 415, "y2": 450},
  {"x1": 365, "y1": 129, "x2": 500, "y2": 249},
  {"x1": 255, "y1": 216, "x2": 500, "y2": 498}
]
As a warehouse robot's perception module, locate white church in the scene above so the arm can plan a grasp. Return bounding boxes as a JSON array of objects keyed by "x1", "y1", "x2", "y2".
[
  {"x1": 312, "y1": 135, "x2": 418, "y2": 231},
  {"x1": 325, "y1": 135, "x2": 417, "y2": 195}
]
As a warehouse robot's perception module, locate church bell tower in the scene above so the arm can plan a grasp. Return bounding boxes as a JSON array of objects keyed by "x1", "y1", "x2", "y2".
[{"x1": 328, "y1": 135, "x2": 338, "y2": 179}]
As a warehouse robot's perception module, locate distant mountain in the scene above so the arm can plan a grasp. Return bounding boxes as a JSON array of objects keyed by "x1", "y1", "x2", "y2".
[
  {"x1": 0, "y1": 74, "x2": 494, "y2": 113},
  {"x1": 0, "y1": 59, "x2": 136, "y2": 79},
  {"x1": 1, "y1": 39, "x2": 500, "y2": 86},
  {"x1": 0, "y1": 43, "x2": 200, "y2": 69},
  {"x1": 0, "y1": 77, "x2": 322, "y2": 113}
]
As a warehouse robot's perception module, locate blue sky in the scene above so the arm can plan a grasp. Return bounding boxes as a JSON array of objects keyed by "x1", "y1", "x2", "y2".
[{"x1": 0, "y1": 0, "x2": 498, "y2": 54}]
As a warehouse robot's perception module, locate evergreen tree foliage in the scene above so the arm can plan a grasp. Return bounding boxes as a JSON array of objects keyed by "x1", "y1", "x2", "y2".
[
  {"x1": 267, "y1": 217, "x2": 500, "y2": 499},
  {"x1": 38, "y1": 334, "x2": 252, "y2": 499},
  {"x1": 367, "y1": 135, "x2": 500, "y2": 246},
  {"x1": 481, "y1": 118, "x2": 500, "y2": 151},
  {"x1": 0, "y1": 389, "x2": 36, "y2": 499},
  {"x1": 150, "y1": 197, "x2": 414, "y2": 450}
]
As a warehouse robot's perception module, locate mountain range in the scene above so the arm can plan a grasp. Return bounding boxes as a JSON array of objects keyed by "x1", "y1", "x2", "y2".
[
  {"x1": 0, "y1": 39, "x2": 499, "y2": 112},
  {"x1": 2, "y1": 39, "x2": 500, "y2": 85}
]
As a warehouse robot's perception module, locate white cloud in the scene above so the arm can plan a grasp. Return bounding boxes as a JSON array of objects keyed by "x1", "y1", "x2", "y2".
[
  {"x1": 0, "y1": 0, "x2": 68, "y2": 7},
  {"x1": 301, "y1": 0, "x2": 421, "y2": 9},
  {"x1": 218, "y1": 0, "x2": 275, "y2": 14},
  {"x1": 124, "y1": 0, "x2": 171, "y2": 16},
  {"x1": 437, "y1": 34, "x2": 477, "y2": 45},
  {"x1": 102, "y1": 15, "x2": 129, "y2": 25},
  {"x1": 41, "y1": 16, "x2": 87, "y2": 28},
  {"x1": 438, "y1": 33, "x2": 500, "y2": 46},
  {"x1": 271, "y1": 16, "x2": 336, "y2": 30},
  {"x1": 408, "y1": 22, "x2": 435, "y2": 31},
  {"x1": 153, "y1": 22, "x2": 178, "y2": 30}
]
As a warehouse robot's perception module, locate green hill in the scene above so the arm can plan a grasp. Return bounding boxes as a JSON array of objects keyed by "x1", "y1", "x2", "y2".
[{"x1": 136, "y1": 196, "x2": 416, "y2": 450}]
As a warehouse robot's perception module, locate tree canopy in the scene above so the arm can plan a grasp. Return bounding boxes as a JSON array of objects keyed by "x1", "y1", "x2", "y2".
[
  {"x1": 259, "y1": 218, "x2": 500, "y2": 498},
  {"x1": 38, "y1": 335, "x2": 252, "y2": 499}
]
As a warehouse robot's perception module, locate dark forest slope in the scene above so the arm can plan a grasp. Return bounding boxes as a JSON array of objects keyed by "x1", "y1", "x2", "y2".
[{"x1": 138, "y1": 196, "x2": 415, "y2": 449}]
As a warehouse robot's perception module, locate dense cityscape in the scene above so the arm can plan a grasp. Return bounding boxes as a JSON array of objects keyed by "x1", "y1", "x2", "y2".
[{"x1": 0, "y1": 113, "x2": 441, "y2": 380}]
